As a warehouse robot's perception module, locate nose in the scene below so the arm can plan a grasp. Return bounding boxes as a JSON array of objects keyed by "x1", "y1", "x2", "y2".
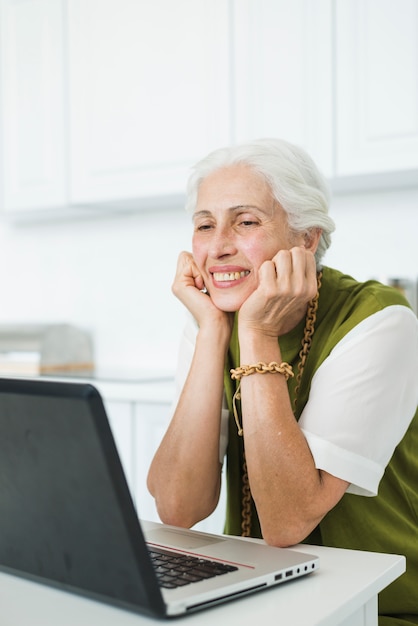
[{"x1": 208, "y1": 225, "x2": 237, "y2": 259}]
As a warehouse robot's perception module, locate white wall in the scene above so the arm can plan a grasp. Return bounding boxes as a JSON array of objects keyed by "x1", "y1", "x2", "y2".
[
  {"x1": 325, "y1": 187, "x2": 418, "y2": 283},
  {"x1": 0, "y1": 185, "x2": 416, "y2": 374}
]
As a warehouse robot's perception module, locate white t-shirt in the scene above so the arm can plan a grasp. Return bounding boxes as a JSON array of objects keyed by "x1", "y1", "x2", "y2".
[{"x1": 171, "y1": 305, "x2": 418, "y2": 497}]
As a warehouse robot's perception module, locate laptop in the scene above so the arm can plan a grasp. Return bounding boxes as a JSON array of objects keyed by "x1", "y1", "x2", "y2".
[{"x1": 0, "y1": 377, "x2": 319, "y2": 617}]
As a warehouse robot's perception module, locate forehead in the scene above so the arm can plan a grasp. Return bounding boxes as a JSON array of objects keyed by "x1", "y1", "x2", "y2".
[{"x1": 195, "y1": 164, "x2": 274, "y2": 211}]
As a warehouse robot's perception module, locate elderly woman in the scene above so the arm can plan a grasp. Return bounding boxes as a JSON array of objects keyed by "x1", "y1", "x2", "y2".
[{"x1": 147, "y1": 138, "x2": 418, "y2": 625}]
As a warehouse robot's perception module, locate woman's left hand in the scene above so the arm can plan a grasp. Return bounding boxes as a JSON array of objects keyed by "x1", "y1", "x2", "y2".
[{"x1": 238, "y1": 246, "x2": 318, "y2": 337}]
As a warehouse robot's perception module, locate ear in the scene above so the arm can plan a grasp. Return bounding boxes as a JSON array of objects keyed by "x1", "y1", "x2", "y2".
[{"x1": 304, "y1": 228, "x2": 322, "y2": 253}]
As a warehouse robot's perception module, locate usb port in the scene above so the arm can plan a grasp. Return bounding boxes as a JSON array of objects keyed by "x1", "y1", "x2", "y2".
[{"x1": 285, "y1": 570, "x2": 293, "y2": 578}]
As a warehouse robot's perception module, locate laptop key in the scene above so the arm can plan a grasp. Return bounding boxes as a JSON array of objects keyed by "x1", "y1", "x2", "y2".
[{"x1": 149, "y1": 548, "x2": 238, "y2": 589}]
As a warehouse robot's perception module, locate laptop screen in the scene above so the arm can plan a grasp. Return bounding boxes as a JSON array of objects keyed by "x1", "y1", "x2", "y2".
[{"x1": 0, "y1": 378, "x2": 165, "y2": 617}]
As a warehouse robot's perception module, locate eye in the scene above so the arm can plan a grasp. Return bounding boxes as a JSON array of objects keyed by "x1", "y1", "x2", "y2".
[
  {"x1": 237, "y1": 218, "x2": 259, "y2": 228},
  {"x1": 195, "y1": 222, "x2": 214, "y2": 232},
  {"x1": 234, "y1": 210, "x2": 261, "y2": 228}
]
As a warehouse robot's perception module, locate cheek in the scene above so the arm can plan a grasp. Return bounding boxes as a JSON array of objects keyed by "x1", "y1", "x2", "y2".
[{"x1": 242, "y1": 237, "x2": 275, "y2": 270}]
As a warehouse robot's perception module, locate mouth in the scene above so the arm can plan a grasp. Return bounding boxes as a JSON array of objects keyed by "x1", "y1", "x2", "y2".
[{"x1": 211, "y1": 270, "x2": 250, "y2": 283}]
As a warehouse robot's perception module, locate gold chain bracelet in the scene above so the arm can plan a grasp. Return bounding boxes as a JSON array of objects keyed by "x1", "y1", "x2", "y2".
[
  {"x1": 230, "y1": 361, "x2": 293, "y2": 436},
  {"x1": 231, "y1": 361, "x2": 294, "y2": 381}
]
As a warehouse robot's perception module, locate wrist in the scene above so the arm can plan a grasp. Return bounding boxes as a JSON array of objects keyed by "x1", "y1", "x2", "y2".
[
  {"x1": 238, "y1": 328, "x2": 282, "y2": 362},
  {"x1": 197, "y1": 320, "x2": 232, "y2": 351}
]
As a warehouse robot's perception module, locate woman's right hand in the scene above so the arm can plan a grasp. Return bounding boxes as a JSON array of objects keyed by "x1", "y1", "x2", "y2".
[
  {"x1": 149, "y1": 251, "x2": 232, "y2": 528},
  {"x1": 172, "y1": 251, "x2": 233, "y2": 333}
]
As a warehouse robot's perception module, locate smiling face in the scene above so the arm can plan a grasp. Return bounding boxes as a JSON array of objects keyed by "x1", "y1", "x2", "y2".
[{"x1": 192, "y1": 164, "x2": 305, "y2": 312}]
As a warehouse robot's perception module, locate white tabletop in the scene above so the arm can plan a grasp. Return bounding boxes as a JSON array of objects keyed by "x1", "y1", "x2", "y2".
[{"x1": 0, "y1": 544, "x2": 404, "y2": 626}]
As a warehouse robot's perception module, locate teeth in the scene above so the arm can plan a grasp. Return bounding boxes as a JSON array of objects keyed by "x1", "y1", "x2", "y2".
[{"x1": 213, "y1": 271, "x2": 249, "y2": 282}]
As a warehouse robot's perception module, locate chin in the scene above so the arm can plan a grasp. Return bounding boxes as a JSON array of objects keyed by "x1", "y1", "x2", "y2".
[{"x1": 210, "y1": 294, "x2": 245, "y2": 313}]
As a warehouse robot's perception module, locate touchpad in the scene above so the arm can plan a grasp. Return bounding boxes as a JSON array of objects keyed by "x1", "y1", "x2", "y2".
[{"x1": 146, "y1": 528, "x2": 225, "y2": 550}]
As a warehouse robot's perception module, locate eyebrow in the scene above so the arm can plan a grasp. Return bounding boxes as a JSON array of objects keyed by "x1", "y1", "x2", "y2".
[{"x1": 192, "y1": 205, "x2": 264, "y2": 221}]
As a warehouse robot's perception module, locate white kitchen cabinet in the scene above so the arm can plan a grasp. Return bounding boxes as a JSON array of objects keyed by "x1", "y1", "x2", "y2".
[
  {"x1": 67, "y1": 0, "x2": 231, "y2": 205},
  {"x1": 232, "y1": 0, "x2": 418, "y2": 184},
  {"x1": 231, "y1": 0, "x2": 334, "y2": 178},
  {"x1": 334, "y1": 0, "x2": 418, "y2": 177},
  {"x1": 0, "y1": 0, "x2": 68, "y2": 212},
  {"x1": 3, "y1": 0, "x2": 416, "y2": 217},
  {"x1": 103, "y1": 399, "x2": 136, "y2": 495},
  {"x1": 132, "y1": 401, "x2": 172, "y2": 523},
  {"x1": 0, "y1": 0, "x2": 231, "y2": 214}
]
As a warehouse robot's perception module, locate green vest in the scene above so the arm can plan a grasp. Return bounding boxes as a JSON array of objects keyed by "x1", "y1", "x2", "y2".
[{"x1": 223, "y1": 266, "x2": 418, "y2": 625}]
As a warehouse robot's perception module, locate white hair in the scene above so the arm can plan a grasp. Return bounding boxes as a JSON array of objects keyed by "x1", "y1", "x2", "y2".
[{"x1": 186, "y1": 138, "x2": 335, "y2": 267}]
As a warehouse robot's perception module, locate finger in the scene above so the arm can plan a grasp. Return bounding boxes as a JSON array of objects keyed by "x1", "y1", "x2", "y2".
[
  {"x1": 189, "y1": 253, "x2": 206, "y2": 290},
  {"x1": 288, "y1": 247, "x2": 312, "y2": 275},
  {"x1": 269, "y1": 250, "x2": 293, "y2": 287},
  {"x1": 298, "y1": 247, "x2": 317, "y2": 279},
  {"x1": 289, "y1": 248, "x2": 318, "y2": 297},
  {"x1": 258, "y1": 258, "x2": 277, "y2": 282},
  {"x1": 176, "y1": 252, "x2": 204, "y2": 287}
]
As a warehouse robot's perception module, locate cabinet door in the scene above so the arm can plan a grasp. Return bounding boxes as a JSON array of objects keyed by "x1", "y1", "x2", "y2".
[
  {"x1": 103, "y1": 399, "x2": 135, "y2": 496},
  {"x1": 232, "y1": 0, "x2": 334, "y2": 177},
  {"x1": 0, "y1": 0, "x2": 67, "y2": 212},
  {"x1": 67, "y1": 0, "x2": 231, "y2": 205},
  {"x1": 335, "y1": 0, "x2": 418, "y2": 176},
  {"x1": 133, "y1": 402, "x2": 171, "y2": 522}
]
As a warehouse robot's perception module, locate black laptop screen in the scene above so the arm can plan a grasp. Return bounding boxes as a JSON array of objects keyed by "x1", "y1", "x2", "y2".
[{"x1": 0, "y1": 378, "x2": 164, "y2": 617}]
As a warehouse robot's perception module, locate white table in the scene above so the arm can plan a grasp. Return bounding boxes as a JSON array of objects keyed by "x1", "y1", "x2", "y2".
[{"x1": 0, "y1": 544, "x2": 404, "y2": 626}]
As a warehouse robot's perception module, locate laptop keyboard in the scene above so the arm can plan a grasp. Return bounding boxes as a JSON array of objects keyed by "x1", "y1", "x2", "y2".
[{"x1": 149, "y1": 546, "x2": 238, "y2": 589}]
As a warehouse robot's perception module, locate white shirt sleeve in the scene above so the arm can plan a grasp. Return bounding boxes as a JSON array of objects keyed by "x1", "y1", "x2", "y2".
[
  {"x1": 170, "y1": 314, "x2": 230, "y2": 464},
  {"x1": 299, "y1": 305, "x2": 418, "y2": 496}
]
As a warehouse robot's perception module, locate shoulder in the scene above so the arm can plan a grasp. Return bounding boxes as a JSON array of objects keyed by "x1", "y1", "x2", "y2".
[
  {"x1": 318, "y1": 266, "x2": 414, "y2": 338},
  {"x1": 309, "y1": 267, "x2": 416, "y2": 373},
  {"x1": 321, "y1": 266, "x2": 412, "y2": 312}
]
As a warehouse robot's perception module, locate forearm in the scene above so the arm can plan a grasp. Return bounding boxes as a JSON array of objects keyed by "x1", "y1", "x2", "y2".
[
  {"x1": 147, "y1": 325, "x2": 229, "y2": 528},
  {"x1": 239, "y1": 331, "x2": 347, "y2": 546}
]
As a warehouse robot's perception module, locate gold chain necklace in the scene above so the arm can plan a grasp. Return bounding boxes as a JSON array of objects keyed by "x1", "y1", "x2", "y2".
[{"x1": 239, "y1": 271, "x2": 322, "y2": 537}]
